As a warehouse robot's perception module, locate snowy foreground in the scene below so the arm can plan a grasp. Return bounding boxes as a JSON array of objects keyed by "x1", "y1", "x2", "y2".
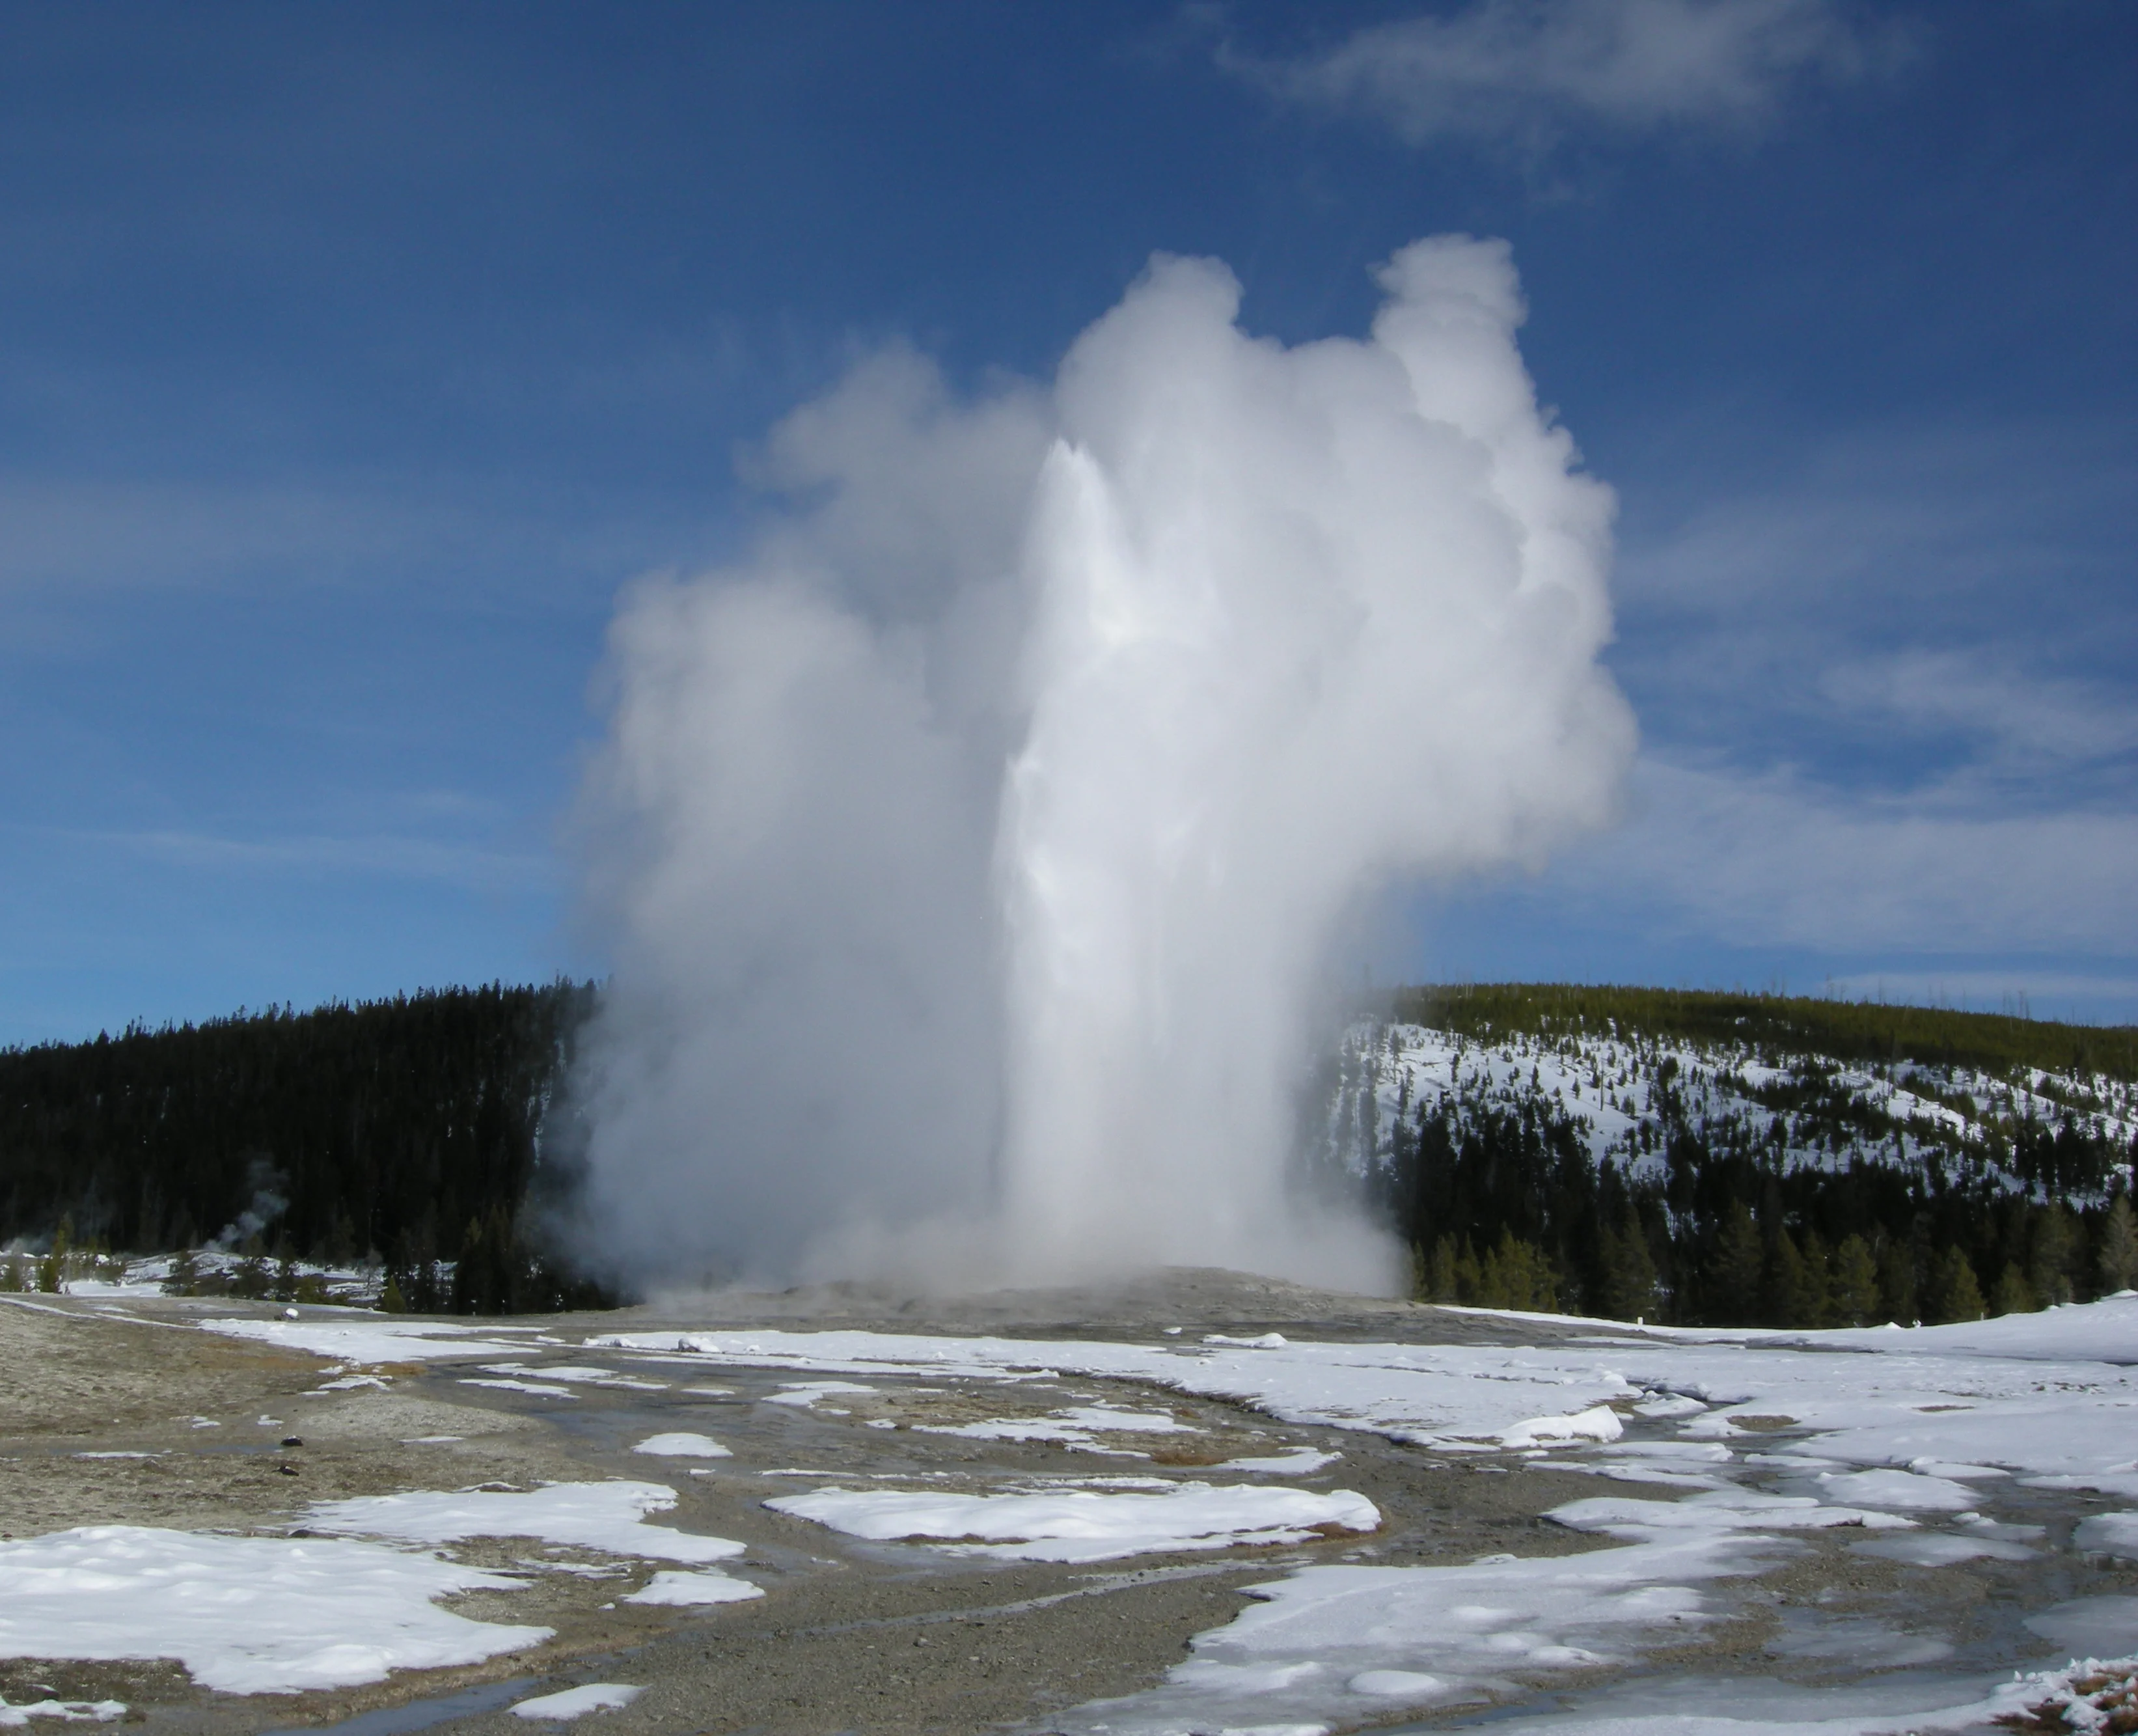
[
  {"x1": 584, "y1": 1301, "x2": 2138, "y2": 1734},
  {"x1": 6, "y1": 1294, "x2": 2138, "y2": 1733},
  {"x1": 208, "y1": 1297, "x2": 2138, "y2": 1731}
]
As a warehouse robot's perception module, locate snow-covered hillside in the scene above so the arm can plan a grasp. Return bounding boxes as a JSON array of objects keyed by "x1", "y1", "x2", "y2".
[
  {"x1": 1326, "y1": 1019, "x2": 2138, "y2": 1204},
  {"x1": 1319, "y1": 1000, "x2": 2138, "y2": 1327}
]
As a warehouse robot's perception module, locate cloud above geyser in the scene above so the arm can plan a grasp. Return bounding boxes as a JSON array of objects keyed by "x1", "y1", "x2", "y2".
[
  {"x1": 569, "y1": 236, "x2": 1634, "y2": 1293},
  {"x1": 1246, "y1": 0, "x2": 1877, "y2": 146}
]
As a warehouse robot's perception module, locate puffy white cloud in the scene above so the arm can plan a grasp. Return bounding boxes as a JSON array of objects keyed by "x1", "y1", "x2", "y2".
[{"x1": 1245, "y1": 0, "x2": 1882, "y2": 146}]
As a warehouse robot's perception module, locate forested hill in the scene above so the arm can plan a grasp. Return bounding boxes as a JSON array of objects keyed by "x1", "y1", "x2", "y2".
[
  {"x1": 1324, "y1": 984, "x2": 2138, "y2": 1329},
  {"x1": 7, "y1": 978, "x2": 2136, "y2": 1328},
  {"x1": 0, "y1": 983, "x2": 596, "y2": 1303}
]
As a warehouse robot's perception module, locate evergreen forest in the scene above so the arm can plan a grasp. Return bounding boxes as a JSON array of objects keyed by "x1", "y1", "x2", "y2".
[
  {"x1": 0, "y1": 982, "x2": 607, "y2": 1312},
  {"x1": 1336, "y1": 984, "x2": 2138, "y2": 1329}
]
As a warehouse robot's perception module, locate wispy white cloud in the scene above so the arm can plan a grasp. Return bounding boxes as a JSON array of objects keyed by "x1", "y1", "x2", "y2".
[
  {"x1": 1615, "y1": 418, "x2": 2128, "y2": 617},
  {"x1": 1239, "y1": 0, "x2": 1888, "y2": 148},
  {"x1": 31, "y1": 824, "x2": 556, "y2": 895},
  {"x1": 1557, "y1": 755, "x2": 2138, "y2": 960},
  {"x1": 0, "y1": 469, "x2": 704, "y2": 608},
  {"x1": 1607, "y1": 417, "x2": 2137, "y2": 814},
  {"x1": 1524, "y1": 406, "x2": 2138, "y2": 1000},
  {"x1": 1818, "y1": 650, "x2": 2138, "y2": 803}
]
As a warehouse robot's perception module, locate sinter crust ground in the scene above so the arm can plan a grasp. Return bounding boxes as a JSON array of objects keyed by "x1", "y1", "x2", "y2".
[{"x1": 0, "y1": 1273, "x2": 2069, "y2": 1735}]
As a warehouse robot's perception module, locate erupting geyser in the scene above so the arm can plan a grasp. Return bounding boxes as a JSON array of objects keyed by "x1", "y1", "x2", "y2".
[{"x1": 571, "y1": 236, "x2": 1633, "y2": 1293}]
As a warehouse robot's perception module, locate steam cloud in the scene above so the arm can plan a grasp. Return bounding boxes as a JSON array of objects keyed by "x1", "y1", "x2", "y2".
[{"x1": 571, "y1": 236, "x2": 1633, "y2": 1293}]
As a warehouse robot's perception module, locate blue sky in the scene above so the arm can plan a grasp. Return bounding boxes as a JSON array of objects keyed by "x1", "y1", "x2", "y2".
[{"x1": 2, "y1": 0, "x2": 2132, "y2": 1044}]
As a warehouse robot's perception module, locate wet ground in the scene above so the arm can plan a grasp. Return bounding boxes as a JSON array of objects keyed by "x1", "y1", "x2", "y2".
[{"x1": 3, "y1": 1276, "x2": 2133, "y2": 1735}]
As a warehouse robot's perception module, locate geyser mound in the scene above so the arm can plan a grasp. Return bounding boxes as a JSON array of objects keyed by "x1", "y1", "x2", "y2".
[{"x1": 571, "y1": 236, "x2": 1632, "y2": 1293}]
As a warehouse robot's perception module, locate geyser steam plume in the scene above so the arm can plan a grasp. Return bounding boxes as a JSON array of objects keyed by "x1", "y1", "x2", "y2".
[{"x1": 572, "y1": 237, "x2": 1634, "y2": 1293}]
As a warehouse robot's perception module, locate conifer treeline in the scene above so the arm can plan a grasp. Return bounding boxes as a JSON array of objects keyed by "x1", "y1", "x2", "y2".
[
  {"x1": 0, "y1": 983, "x2": 601, "y2": 1308},
  {"x1": 1366, "y1": 985, "x2": 2138, "y2": 1326},
  {"x1": 1399, "y1": 983, "x2": 2138, "y2": 1085}
]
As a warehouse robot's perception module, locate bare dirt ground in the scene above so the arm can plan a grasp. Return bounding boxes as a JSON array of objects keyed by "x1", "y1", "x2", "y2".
[{"x1": 0, "y1": 1276, "x2": 2102, "y2": 1736}]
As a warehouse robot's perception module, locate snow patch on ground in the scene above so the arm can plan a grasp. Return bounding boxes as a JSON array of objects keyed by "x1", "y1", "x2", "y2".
[
  {"x1": 1550, "y1": 1489, "x2": 1914, "y2": 1539},
  {"x1": 478, "y1": 1364, "x2": 666, "y2": 1392},
  {"x1": 1850, "y1": 1532, "x2": 2036, "y2": 1565},
  {"x1": 1219, "y1": 1448, "x2": 1341, "y2": 1474},
  {"x1": 0, "y1": 1702, "x2": 126, "y2": 1727},
  {"x1": 630, "y1": 1433, "x2": 730, "y2": 1459},
  {"x1": 510, "y1": 1684, "x2": 643, "y2": 1720},
  {"x1": 1052, "y1": 1534, "x2": 1774, "y2": 1733},
  {"x1": 764, "y1": 1481, "x2": 1377, "y2": 1564},
  {"x1": 1501, "y1": 1404, "x2": 1624, "y2": 1448},
  {"x1": 305, "y1": 1481, "x2": 745, "y2": 1565},
  {"x1": 913, "y1": 1403, "x2": 1199, "y2": 1452},
  {"x1": 620, "y1": 1569, "x2": 762, "y2": 1606},
  {"x1": 2076, "y1": 1512, "x2": 2138, "y2": 1559},
  {"x1": 1810, "y1": 1467, "x2": 1977, "y2": 1510},
  {"x1": 761, "y1": 1381, "x2": 877, "y2": 1408},
  {"x1": 199, "y1": 1317, "x2": 538, "y2": 1363},
  {"x1": 2026, "y1": 1597, "x2": 2138, "y2": 1659},
  {"x1": 0, "y1": 1526, "x2": 547, "y2": 1694}
]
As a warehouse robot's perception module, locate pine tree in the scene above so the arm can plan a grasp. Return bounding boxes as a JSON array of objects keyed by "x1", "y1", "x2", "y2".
[
  {"x1": 1830, "y1": 1234, "x2": 1879, "y2": 1326},
  {"x1": 1479, "y1": 1232, "x2": 1557, "y2": 1312},
  {"x1": 2029, "y1": 1204, "x2": 2077, "y2": 1306},
  {"x1": 1878, "y1": 1237, "x2": 1918, "y2": 1325},
  {"x1": 2100, "y1": 1194, "x2": 2138, "y2": 1295},
  {"x1": 1453, "y1": 1236, "x2": 1483, "y2": 1304},
  {"x1": 1600, "y1": 1210, "x2": 1660, "y2": 1322},
  {"x1": 1766, "y1": 1228, "x2": 1809, "y2": 1327},
  {"x1": 1928, "y1": 1248, "x2": 1985, "y2": 1323},
  {"x1": 1419, "y1": 1235, "x2": 1459, "y2": 1303},
  {"x1": 1990, "y1": 1262, "x2": 2034, "y2": 1317},
  {"x1": 1711, "y1": 1201, "x2": 1764, "y2": 1325},
  {"x1": 1797, "y1": 1230, "x2": 1833, "y2": 1328}
]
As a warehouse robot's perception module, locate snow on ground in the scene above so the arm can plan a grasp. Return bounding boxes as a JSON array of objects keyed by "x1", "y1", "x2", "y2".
[
  {"x1": 1054, "y1": 1534, "x2": 1777, "y2": 1731},
  {"x1": 588, "y1": 1295, "x2": 2138, "y2": 1489},
  {"x1": 620, "y1": 1568, "x2": 763, "y2": 1606},
  {"x1": 1548, "y1": 1488, "x2": 1915, "y2": 1539},
  {"x1": 631, "y1": 1432, "x2": 730, "y2": 1459},
  {"x1": 478, "y1": 1363, "x2": 666, "y2": 1392},
  {"x1": 763, "y1": 1482, "x2": 1377, "y2": 1564},
  {"x1": 2025, "y1": 1597, "x2": 2138, "y2": 1659},
  {"x1": 760, "y1": 1380, "x2": 877, "y2": 1407},
  {"x1": 200, "y1": 1316, "x2": 542, "y2": 1363},
  {"x1": 0, "y1": 1702, "x2": 126, "y2": 1727},
  {"x1": 1218, "y1": 1448, "x2": 1341, "y2": 1474},
  {"x1": 509, "y1": 1684, "x2": 643, "y2": 1720},
  {"x1": 1352, "y1": 1656, "x2": 2138, "y2": 1736},
  {"x1": 2076, "y1": 1512, "x2": 2138, "y2": 1558},
  {"x1": 304, "y1": 1481, "x2": 745, "y2": 1565},
  {"x1": 1851, "y1": 1530, "x2": 2036, "y2": 1565},
  {"x1": 0, "y1": 1526, "x2": 547, "y2": 1694},
  {"x1": 171, "y1": 1290, "x2": 2138, "y2": 1728},
  {"x1": 914, "y1": 1402, "x2": 1200, "y2": 1453},
  {"x1": 586, "y1": 1295, "x2": 2138, "y2": 1733}
]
